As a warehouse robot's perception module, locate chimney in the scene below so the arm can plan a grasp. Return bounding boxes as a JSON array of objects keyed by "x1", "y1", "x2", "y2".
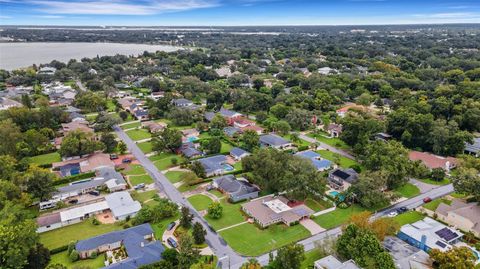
[{"x1": 140, "y1": 242, "x2": 144, "y2": 248}]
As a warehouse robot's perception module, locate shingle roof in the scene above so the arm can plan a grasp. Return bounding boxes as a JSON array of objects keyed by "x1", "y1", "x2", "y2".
[
  {"x1": 408, "y1": 151, "x2": 458, "y2": 170},
  {"x1": 105, "y1": 191, "x2": 141, "y2": 219},
  {"x1": 465, "y1": 137, "x2": 480, "y2": 154},
  {"x1": 172, "y1": 98, "x2": 193, "y2": 106},
  {"x1": 259, "y1": 134, "x2": 290, "y2": 147},
  {"x1": 224, "y1": 127, "x2": 242, "y2": 137},
  {"x1": 57, "y1": 178, "x2": 108, "y2": 194},
  {"x1": 37, "y1": 212, "x2": 61, "y2": 227},
  {"x1": 213, "y1": 175, "x2": 258, "y2": 197},
  {"x1": 197, "y1": 155, "x2": 227, "y2": 174},
  {"x1": 219, "y1": 108, "x2": 241, "y2": 118},
  {"x1": 230, "y1": 147, "x2": 249, "y2": 158}
]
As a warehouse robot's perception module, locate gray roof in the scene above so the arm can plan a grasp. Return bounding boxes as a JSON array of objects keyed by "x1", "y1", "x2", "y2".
[
  {"x1": 314, "y1": 255, "x2": 360, "y2": 269},
  {"x1": 75, "y1": 224, "x2": 164, "y2": 269},
  {"x1": 219, "y1": 108, "x2": 240, "y2": 118},
  {"x1": 105, "y1": 191, "x2": 141, "y2": 218},
  {"x1": 57, "y1": 178, "x2": 108, "y2": 194},
  {"x1": 172, "y1": 98, "x2": 193, "y2": 106},
  {"x1": 204, "y1": 112, "x2": 215, "y2": 122},
  {"x1": 224, "y1": 127, "x2": 242, "y2": 137},
  {"x1": 97, "y1": 167, "x2": 126, "y2": 186},
  {"x1": 465, "y1": 137, "x2": 480, "y2": 154},
  {"x1": 213, "y1": 175, "x2": 259, "y2": 197},
  {"x1": 259, "y1": 134, "x2": 290, "y2": 147},
  {"x1": 230, "y1": 147, "x2": 249, "y2": 158},
  {"x1": 197, "y1": 155, "x2": 227, "y2": 174}
]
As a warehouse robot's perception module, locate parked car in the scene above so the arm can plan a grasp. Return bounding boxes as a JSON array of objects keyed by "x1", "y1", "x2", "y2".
[
  {"x1": 134, "y1": 183, "x2": 145, "y2": 190},
  {"x1": 110, "y1": 154, "x2": 118, "y2": 160},
  {"x1": 397, "y1": 207, "x2": 408, "y2": 214},
  {"x1": 68, "y1": 199, "x2": 78, "y2": 204},
  {"x1": 167, "y1": 222, "x2": 176, "y2": 231},
  {"x1": 88, "y1": 190, "x2": 100, "y2": 196},
  {"x1": 167, "y1": 237, "x2": 178, "y2": 248},
  {"x1": 423, "y1": 197, "x2": 432, "y2": 203},
  {"x1": 387, "y1": 211, "x2": 398, "y2": 218},
  {"x1": 122, "y1": 158, "x2": 132, "y2": 163}
]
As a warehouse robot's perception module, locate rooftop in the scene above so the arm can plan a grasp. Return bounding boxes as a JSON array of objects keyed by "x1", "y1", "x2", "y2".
[
  {"x1": 197, "y1": 155, "x2": 227, "y2": 174},
  {"x1": 408, "y1": 151, "x2": 457, "y2": 170},
  {"x1": 259, "y1": 134, "x2": 290, "y2": 147}
]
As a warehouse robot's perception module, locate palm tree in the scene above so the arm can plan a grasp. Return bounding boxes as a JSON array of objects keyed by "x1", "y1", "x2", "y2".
[{"x1": 241, "y1": 258, "x2": 261, "y2": 269}]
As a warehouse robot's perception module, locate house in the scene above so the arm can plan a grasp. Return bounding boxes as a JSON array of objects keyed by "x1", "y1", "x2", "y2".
[
  {"x1": 97, "y1": 167, "x2": 128, "y2": 192},
  {"x1": 327, "y1": 168, "x2": 359, "y2": 190},
  {"x1": 382, "y1": 236, "x2": 432, "y2": 269},
  {"x1": 215, "y1": 66, "x2": 234, "y2": 78},
  {"x1": 68, "y1": 111, "x2": 86, "y2": 122},
  {"x1": 223, "y1": 126, "x2": 242, "y2": 138},
  {"x1": 61, "y1": 121, "x2": 94, "y2": 135},
  {"x1": 314, "y1": 255, "x2": 360, "y2": 269},
  {"x1": 212, "y1": 175, "x2": 259, "y2": 202},
  {"x1": 118, "y1": 96, "x2": 137, "y2": 111},
  {"x1": 75, "y1": 224, "x2": 164, "y2": 268},
  {"x1": 326, "y1": 124, "x2": 342, "y2": 138},
  {"x1": 142, "y1": 121, "x2": 167, "y2": 133},
  {"x1": 52, "y1": 152, "x2": 115, "y2": 177},
  {"x1": 230, "y1": 147, "x2": 250, "y2": 161},
  {"x1": 242, "y1": 195, "x2": 314, "y2": 228},
  {"x1": 464, "y1": 137, "x2": 480, "y2": 157},
  {"x1": 241, "y1": 125, "x2": 264, "y2": 135},
  {"x1": 179, "y1": 142, "x2": 204, "y2": 159},
  {"x1": 219, "y1": 108, "x2": 242, "y2": 124},
  {"x1": 37, "y1": 66, "x2": 56, "y2": 75},
  {"x1": 408, "y1": 151, "x2": 458, "y2": 172},
  {"x1": 336, "y1": 103, "x2": 368, "y2": 118},
  {"x1": 150, "y1": 91, "x2": 165, "y2": 100},
  {"x1": 1, "y1": 86, "x2": 34, "y2": 98},
  {"x1": 397, "y1": 217, "x2": 463, "y2": 252},
  {"x1": 375, "y1": 132, "x2": 392, "y2": 141},
  {"x1": 37, "y1": 191, "x2": 141, "y2": 233},
  {"x1": 172, "y1": 98, "x2": 193, "y2": 107},
  {"x1": 181, "y1": 128, "x2": 200, "y2": 143},
  {"x1": 435, "y1": 199, "x2": 480, "y2": 237},
  {"x1": 0, "y1": 97, "x2": 23, "y2": 110},
  {"x1": 317, "y1": 67, "x2": 338, "y2": 75},
  {"x1": 295, "y1": 150, "x2": 332, "y2": 171},
  {"x1": 129, "y1": 102, "x2": 149, "y2": 121},
  {"x1": 197, "y1": 155, "x2": 230, "y2": 177},
  {"x1": 233, "y1": 117, "x2": 256, "y2": 128},
  {"x1": 259, "y1": 134, "x2": 292, "y2": 150}
]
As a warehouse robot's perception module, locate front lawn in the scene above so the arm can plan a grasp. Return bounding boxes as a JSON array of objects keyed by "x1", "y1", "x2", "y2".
[
  {"x1": 220, "y1": 223, "x2": 311, "y2": 256},
  {"x1": 29, "y1": 152, "x2": 61, "y2": 166},
  {"x1": 316, "y1": 150, "x2": 359, "y2": 169},
  {"x1": 49, "y1": 250, "x2": 105, "y2": 268},
  {"x1": 138, "y1": 141, "x2": 154, "y2": 154},
  {"x1": 124, "y1": 164, "x2": 146, "y2": 176},
  {"x1": 393, "y1": 211, "x2": 425, "y2": 226},
  {"x1": 129, "y1": 174, "x2": 154, "y2": 185},
  {"x1": 121, "y1": 121, "x2": 141, "y2": 130},
  {"x1": 165, "y1": 171, "x2": 187, "y2": 183},
  {"x1": 187, "y1": 194, "x2": 213, "y2": 211},
  {"x1": 304, "y1": 198, "x2": 333, "y2": 212},
  {"x1": 151, "y1": 153, "x2": 183, "y2": 171},
  {"x1": 40, "y1": 221, "x2": 123, "y2": 250},
  {"x1": 395, "y1": 183, "x2": 420, "y2": 198},
  {"x1": 131, "y1": 190, "x2": 157, "y2": 203},
  {"x1": 307, "y1": 133, "x2": 351, "y2": 150},
  {"x1": 220, "y1": 142, "x2": 234, "y2": 154},
  {"x1": 423, "y1": 198, "x2": 451, "y2": 211},
  {"x1": 313, "y1": 204, "x2": 368, "y2": 229},
  {"x1": 151, "y1": 213, "x2": 180, "y2": 239},
  {"x1": 125, "y1": 129, "x2": 151, "y2": 141},
  {"x1": 205, "y1": 200, "x2": 245, "y2": 230},
  {"x1": 418, "y1": 178, "x2": 451, "y2": 186},
  {"x1": 301, "y1": 250, "x2": 326, "y2": 269}
]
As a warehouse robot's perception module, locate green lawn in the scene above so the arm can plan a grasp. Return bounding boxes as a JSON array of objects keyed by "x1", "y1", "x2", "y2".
[
  {"x1": 124, "y1": 164, "x2": 146, "y2": 175},
  {"x1": 125, "y1": 129, "x2": 151, "y2": 141},
  {"x1": 131, "y1": 190, "x2": 158, "y2": 203},
  {"x1": 29, "y1": 152, "x2": 61, "y2": 165},
  {"x1": 49, "y1": 250, "x2": 105, "y2": 268},
  {"x1": 281, "y1": 134, "x2": 309, "y2": 148},
  {"x1": 208, "y1": 189, "x2": 224, "y2": 198},
  {"x1": 316, "y1": 150, "x2": 359, "y2": 169},
  {"x1": 205, "y1": 200, "x2": 245, "y2": 230},
  {"x1": 165, "y1": 171, "x2": 187, "y2": 183},
  {"x1": 177, "y1": 182, "x2": 201, "y2": 193},
  {"x1": 314, "y1": 205, "x2": 369, "y2": 229},
  {"x1": 121, "y1": 121, "x2": 141, "y2": 130},
  {"x1": 308, "y1": 133, "x2": 351, "y2": 150},
  {"x1": 300, "y1": 250, "x2": 325, "y2": 269},
  {"x1": 418, "y1": 178, "x2": 451, "y2": 186},
  {"x1": 393, "y1": 211, "x2": 425, "y2": 226},
  {"x1": 40, "y1": 221, "x2": 123, "y2": 250},
  {"x1": 187, "y1": 194, "x2": 214, "y2": 211},
  {"x1": 151, "y1": 213, "x2": 180, "y2": 239},
  {"x1": 220, "y1": 142, "x2": 234, "y2": 154},
  {"x1": 220, "y1": 223, "x2": 311, "y2": 256},
  {"x1": 395, "y1": 183, "x2": 420, "y2": 198},
  {"x1": 129, "y1": 174, "x2": 154, "y2": 185},
  {"x1": 151, "y1": 153, "x2": 184, "y2": 171},
  {"x1": 423, "y1": 198, "x2": 452, "y2": 211},
  {"x1": 305, "y1": 198, "x2": 333, "y2": 212},
  {"x1": 106, "y1": 100, "x2": 116, "y2": 112},
  {"x1": 138, "y1": 141, "x2": 154, "y2": 154}
]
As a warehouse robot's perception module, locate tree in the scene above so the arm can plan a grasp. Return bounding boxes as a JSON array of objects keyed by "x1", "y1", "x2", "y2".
[
  {"x1": 270, "y1": 103, "x2": 290, "y2": 119},
  {"x1": 269, "y1": 243, "x2": 305, "y2": 269},
  {"x1": 168, "y1": 107, "x2": 196, "y2": 126},
  {"x1": 201, "y1": 137, "x2": 221, "y2": 154},
  {"x1": 431, "y1": 168, "x2": 446, "y2": 182},
  {"x1": 285, "y1": 108, "x2": 313, "y2": 131},
  {"x1": 336, "y1": 224, "x2": 395, "y2": 269},
  {"x1": 190, "y1": 161, "x2": 206, "y2": 178},
  {"x1": 451, "y1": 167, "x2": 480, "y2": 200},
  {"x1": 192, "y1": 222, "x2": 206, "y2": 245},
  {"x1": 119, "y1": 111, "x2": 129, "y2": 121},
  {"x1": 151, "y1": 128, "x2": 182, "y2": 153},
  {"x1": 430, "y1": 247, "x2": 475, "y2": 269},
  {"x1": 347, "y1": 212, "x2": 399, "y2": 241},
  {"x1": 350, "y1": 171, "x2": 393, "y2": 209},
  {"x1": 24, "y1": 166, "x2": 57, "y2": 201},
  {"x1": 118, "y1": 141, "x2": 127, "y2": 154},
  {"x1": 241, "y1": 130, "x2": 259, "y2": 151},
  {"x1": 59, "y1": 130, "x2": 103, "y2": 157},
  {"x1": 209, "y1": 114, "x2": 228, "y2": 130},
  {"x1": 74, "y1": 91, "x2": 106, "y2": 112},
  {"x1": 207, "y1": 202, "x2": 223, "y2": 219},
  {"x1": 25, "y1": 243, "x2": 50, "y2": 269},
  {"x1": 161, "y1": 248, "x2": 179, "y2": 266},
  {"x1": 69, "y1": 250, "x2": 79, "y2": 262},
  {"x1": 0, "y1": 119, "x2": 22, "y2": 157},
  {"x1": 177, "y1": 234, "x2": 200, "y2": 269},
  {"x1": 94, "y1": 112, "x2": 121, "y2": 132},
  {"x1": 241, "y1": 259, "x2": 262, "y2": 269},
  {"x1": 271, "y1": 120, "x2": 291, "y2": 135},
  {"x1": 180, "y1": 207, "x2": 193, "y2": 228},
  {"x1": 100, "y1": 132, "x2": 118, "y2": 153},
  {"x1": 340, "y1": 114, "x2": 384, "y2": 152}
]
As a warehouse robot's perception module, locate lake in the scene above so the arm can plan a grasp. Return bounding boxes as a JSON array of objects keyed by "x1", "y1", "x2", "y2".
[{"x1": 0, "y1": 42, "x2": 183, "y2": 70}]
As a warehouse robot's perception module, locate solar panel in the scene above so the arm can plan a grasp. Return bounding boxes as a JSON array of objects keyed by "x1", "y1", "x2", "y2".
[
  {"x1": 435, "y1": 228, "x2": 459, "y2": 241},
  {"x1": 435, "y1": 241, "x2": 447, "y2": 248}
]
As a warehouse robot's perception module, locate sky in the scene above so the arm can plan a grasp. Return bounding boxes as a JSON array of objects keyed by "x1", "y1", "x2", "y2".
[{"x1": 1, "y1": 0, "x2": 480, "y2": 26}]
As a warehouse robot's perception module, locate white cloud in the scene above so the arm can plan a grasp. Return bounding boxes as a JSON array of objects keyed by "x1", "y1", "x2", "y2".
[
  {"x1": 36, "y1": 15, "x2": 65, "y2": 18},
  {"x1": 29, "y1": 0, "x2": 219, "y2": 15},
  {"x1": 413, "y1": 12, "x2": 480, "y2": 19},
  {"x1": 0, "y1": 15, "x2": 12, "y2": 19}
]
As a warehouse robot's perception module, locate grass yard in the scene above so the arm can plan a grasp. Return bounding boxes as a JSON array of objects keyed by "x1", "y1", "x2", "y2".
[
  {"x1": 220, "y1": 223, "x2": 311, "y2": 256},
  {"x1": 316, "y1": 150, "x2": 360, "y2": 169},
  {"x1": 121, "y1": 121, "x2": 141, "y2": 130},
  {"x1": 129, "y1": 174, "x2": 154, "y2": 185},
  {"x1": 124, "y1": 164, "x2": 146, "y2": 175},
  {"x1": 395, "y1": 183, "x2": 420, "y2": 198},
  {"x1": 40, "y1": 221, "x2": 122, "y2": 250},
  {"x1": 305, "y1": 198, "x2": 333, "y2": 212},
  {"x1": 220, "y1": 142, "x2": 234, "y2": 154},
  {"x1": 131, "y1": 190, "x2": 157, "y2": 203},
  {"x1": 125, "y1": 129, "x2": 151, "y2": 141},
  {"x1": 205, "y1": 200, "x2": 245, "y2": 230},
  {"x1": 106, "y1": 100, "x2": 116, "y2": 112},
  {"x1": 165, "y1": 171, "x2": 187, "y2": 183},
  {"x1": 423, "y1": 198, "x2": 452, "y2": 211},
  {"x1": 314, "y1": 204, "x2": 368, "y2": 229},
  {"x1": 49, "y1": 250, "x2": 105, "y2": 268},
  {"x1": 151, "y1": 213, "x2": 180, "y2": 239},
  {"x1": 208, "y1": 189, "x2": 224, "y2": 198},
  {"x1": 393, "y1": 211, "x2": 425, "y2": 226},
  {"x1": 151, "y1": 153, "x2": 184, "y2": 171},
  {"x1": 29, "y1": 152, "x2": 61, "y2": 165},
  {"x1": 300, "y1": 250, "x2": 325, "y2": 269},
  {"x1": 308, "y1": 133, "x2": 351, "y2": 150},
  {"x1": 177, "y1": 182, "x2": 201, "y2": 193},
  {"x1": 281, "y1": 134, "x2": 310, "y2": 148},
  {"x1": 138, "y1": 141, "x2": 154, "y2": 154},
  {"x1": 187, "y1": 194, "x2": 214, "y2": 211},
  {"x1": 419, "y1": 178, "x2": 451, "y2": 186}
]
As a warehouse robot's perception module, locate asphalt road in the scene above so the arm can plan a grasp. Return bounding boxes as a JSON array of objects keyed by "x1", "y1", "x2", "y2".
[
  {"x1": 114, "y1": 126, "x2": 245, "y2": 268},
  {"x1": 115, "y1": 125, "x2": 454, "y2": 269}
]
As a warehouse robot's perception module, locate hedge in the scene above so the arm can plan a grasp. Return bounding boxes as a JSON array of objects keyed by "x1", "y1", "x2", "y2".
[
  {"x1": 50, "y1": 245, "x2": 68, "y2": 254},
  {"x1": 53, "y1": 171, "x2": 96, "y2": 186}
]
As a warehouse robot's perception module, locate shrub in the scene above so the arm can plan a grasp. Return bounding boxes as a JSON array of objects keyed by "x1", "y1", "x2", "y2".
[
  {"x1": 349, "y1": 164, "x2": 362, "y2": 173},
  {"x1": 90, "y1": 251, "x2": 98, "y2": 259},
  {"x1": 91, "y1": 218, "x2": 100, "y2": 225},
  {"x1": 67, "y1": 241, "x2": 76, "y2": 255},
  {"x1": 171, "y1": 157, "x2": 178, "y2": 165},
  {"x1": 69, "y1": 250, "x2": 79, "y2": 262},
  {"x1": 123, "y1": 223, "x2": 131, "y2": 229},
  {"x1": 50, "y1": 245, "x2": 68, "y2": 255},
  {"x1": 297, "y1": 145, "x2": 309, "y2": 151}
]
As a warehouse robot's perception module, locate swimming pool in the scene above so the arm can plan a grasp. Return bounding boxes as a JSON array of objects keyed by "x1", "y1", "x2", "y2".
[
  {"x1": 223, "y1": 164, "x2": 234, "y2": 171},
  {"x1": 187, "y1": 136, "x2": 199, "y2": 142},
  {"x1": 329, "y1": 191, "x2": 345, "y2": 201}
]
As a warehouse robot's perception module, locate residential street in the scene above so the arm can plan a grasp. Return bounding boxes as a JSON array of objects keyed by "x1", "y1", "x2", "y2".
[{"x1": 299, "y1": 133, "x2": 355, "y2": 160}]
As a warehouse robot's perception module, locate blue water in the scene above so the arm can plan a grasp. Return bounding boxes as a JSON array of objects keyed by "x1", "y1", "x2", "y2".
[
  {"x1": 223, "y1": 164, "x2": 234, "y2": 171},
  {"x1": 187, "y1": 136, "x2": 199, "y2": 142},
  {"x1": 329, "y1": 191, "x2": 340, "y2": 197}
]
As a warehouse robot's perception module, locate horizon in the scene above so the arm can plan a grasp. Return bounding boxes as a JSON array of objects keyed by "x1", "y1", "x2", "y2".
[{"x1": 1, "y1": 0, "x2": 480, "y2": 26}]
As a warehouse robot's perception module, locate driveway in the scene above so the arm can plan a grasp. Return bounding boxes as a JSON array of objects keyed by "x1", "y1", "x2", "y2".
[
  {"x1": 409, "y1": 178, "x2": 437, "y2": 194},
  {"x1": 300, "y1": 218, "x2": 325, "y2": 235},
  {"x1": 298, "y1": 133, "x2": 355, "y2": 160}
]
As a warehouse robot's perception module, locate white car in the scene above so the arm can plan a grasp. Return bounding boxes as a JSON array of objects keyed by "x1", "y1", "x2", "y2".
[{"x1": 387, "y1": 211, "x2": 398, "y2": 218}]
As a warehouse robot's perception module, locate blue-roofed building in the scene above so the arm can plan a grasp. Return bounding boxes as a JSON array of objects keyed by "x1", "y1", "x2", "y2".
[
  {"x1": 230, "y1": 147, "x2": 250, "y2": 161},
  {"x1": 295, "y1": 150, "x2": 332, "y2": 171},
  {"x1": 212, "y1": 175, "x2": 259, "y2": 202},
  {"x1": 223, "y1": 126, "x2": 242, "y2": 137},
  {"x1": 179, "y1": 142, "x2": 204, "y2": 159},
  {"x1": 197, "y1": 155, "x2": 230, "y2": 177},
  {"x1": 465, "y1": 137, "x2": 480, "y2": 157},
  {"x1": 76, "y1": 223, "x2": 164, "y2": 268},
  {"x1": 172, "y1": 98, "x2": 193, "y2": 107},
  {"x1": 259, "y1": 134, "x2": 293, "y2": 150}
]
